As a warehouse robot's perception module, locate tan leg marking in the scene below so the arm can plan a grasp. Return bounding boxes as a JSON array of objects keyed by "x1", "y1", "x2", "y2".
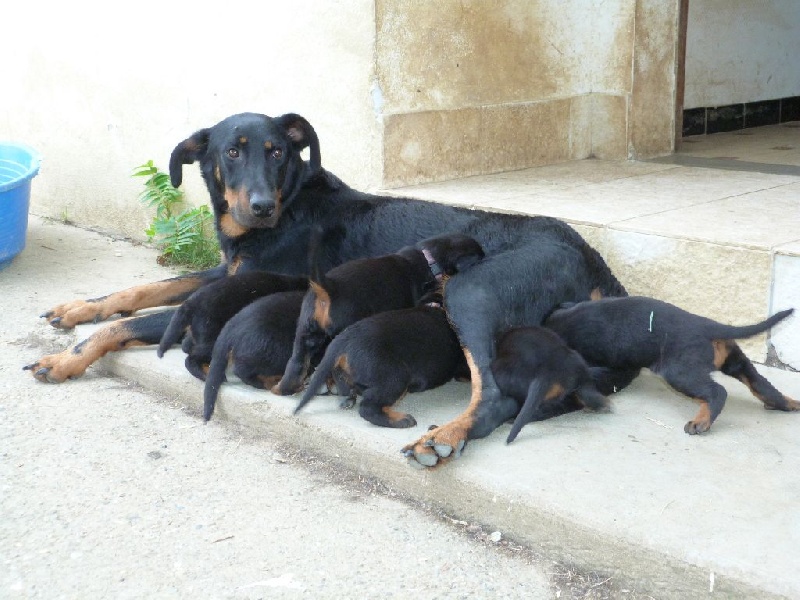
[
  {"x1": 684, "y1": 400, "x2": 712, "y2": 434},
  {"x1": 310, "y1": 282, "x2": 332, "y2": 330},
  {"x1": 712, "y1": 339, "x2": 731, "y2": 369},
  {"x1": 257, "y1": 374, "x2": 282, "y2": 388},
  {"x1": 43, "y1": 278, "x2": 206, "y2": 329},
  {"x1": 26, "y1": 318, "x2": 146, "y2": 382}
]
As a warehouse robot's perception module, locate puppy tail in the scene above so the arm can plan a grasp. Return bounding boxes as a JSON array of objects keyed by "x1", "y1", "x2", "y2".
[
  {"x1": 507, "y1": 378, "x2": 562, "y2": 444},
  {"x1": 294, "y1": 344, "x2": 337, "y2": 415},
  {"x1": 708, "y1": 308, "x2": 794, "y2": 340},
  {"x1": 157, "y1": 304, "x2": 190, "y2": 358},
  {"x1": 203, "y1": 329, "x2": 233, "y2": 422}
]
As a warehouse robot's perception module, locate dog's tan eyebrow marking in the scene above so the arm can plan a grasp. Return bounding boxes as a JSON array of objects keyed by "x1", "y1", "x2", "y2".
[
  {"x1": 264, "y1": 140, "x2": 273, "y2": 150},
  {"x1": 238, "y1": 136, "x2": 247, "y2": 145}
]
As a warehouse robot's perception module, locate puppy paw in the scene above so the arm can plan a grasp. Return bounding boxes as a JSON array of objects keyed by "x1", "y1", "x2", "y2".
[{"x1": 683, "y1": 419, "x2": 711, "y2": 435}]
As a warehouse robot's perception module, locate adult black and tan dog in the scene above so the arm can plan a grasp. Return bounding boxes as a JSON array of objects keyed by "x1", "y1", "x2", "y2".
[
  {"x1": 24, "y1": 111, "x2": 790, "y2": 468},
  {"x1": 544, "y1": 297, "x2": 798, "y2": 434}
]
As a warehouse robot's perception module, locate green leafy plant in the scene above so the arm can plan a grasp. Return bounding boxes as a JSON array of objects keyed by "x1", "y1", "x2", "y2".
[{"x1": 133, "y1": 160, "x2": 220, "y2": 269}]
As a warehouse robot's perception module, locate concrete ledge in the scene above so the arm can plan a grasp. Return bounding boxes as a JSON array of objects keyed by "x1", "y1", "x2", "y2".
[
  {"x1": 385, "y1": 158, "x2": 800, "y2": 368},
  {"x1": 93, "y1": 323, "x2": 800, "y2": 599}
]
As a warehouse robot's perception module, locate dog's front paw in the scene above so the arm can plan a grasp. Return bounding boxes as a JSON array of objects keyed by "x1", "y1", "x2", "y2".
[
  {"x1": 401, "y1": 420, "x2": 470, "y2": 468},
  {"x1": 40, "y1": 297, "x2": 111, "y2": 329},
  {"x1": 23, "y1": 349, "x2": 90, "y2": 383}
]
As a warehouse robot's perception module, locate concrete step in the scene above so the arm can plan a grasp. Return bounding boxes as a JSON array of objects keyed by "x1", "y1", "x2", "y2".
[
  {"x1": 93, "y1": 321, "x2": 800, "y2": 599},
  {"x1": 385, "y1": 158, "x2": 800, "y2": 369}
]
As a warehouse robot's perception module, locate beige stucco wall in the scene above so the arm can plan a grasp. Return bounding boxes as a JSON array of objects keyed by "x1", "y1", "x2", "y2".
[
  {"x1": 378, "y1": 0, "x2": 680, "y2": 185},
  {"x1": 1, "y1": 1, "x2": 680, "y2": 239},
  {"x1": 0, "y1": 1, "x2": 381, "y2": 241}
]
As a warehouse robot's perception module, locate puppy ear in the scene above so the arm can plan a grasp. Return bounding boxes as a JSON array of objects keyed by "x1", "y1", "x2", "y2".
[
  {"x1": 275, "y1": 113, "x2": 321, "y2": 175},
  {"x1": 169, "y1": 128, "x2": 210, "y2": 187},
  {"x1": 454, "y1": 251, "x2": 483, "y2": 273}
]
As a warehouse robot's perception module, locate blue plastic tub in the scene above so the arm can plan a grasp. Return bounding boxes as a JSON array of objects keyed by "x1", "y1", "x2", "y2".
[{"x1": 0, "y1": 143, "x2": 40, "y2": 269}]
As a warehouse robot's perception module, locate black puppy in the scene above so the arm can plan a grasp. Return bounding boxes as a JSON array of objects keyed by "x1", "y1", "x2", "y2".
[
  {"x1": 203, "y1": 291, "x2": 306, "y2": 421},
  {"x1": 273, "y1": 233, "x2": 484, "y2": 395},
  {"x1": 492, "y1": 327, "x2": 609, "y2": 443},
  {"x1": 294, "y1": 293, "x2": 469, "y2": 428},
  {"x1": 545, "y1": 297, "x2": 797, "y2": 434},
  {"x1": 157, "y1": 271, "x2": 307, "y2": 380}
]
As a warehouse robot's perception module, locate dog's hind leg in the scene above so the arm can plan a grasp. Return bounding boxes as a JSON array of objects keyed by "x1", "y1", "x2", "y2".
[
  {"x1": 185, "y1": 355, "x2": 210, "y2": 381},
  {"x1": 575, "y1": 382, "x2": 611, "y2": 412},
  {"x1": 402, "y1": 340, "x2": 518, "y2": 466},
  {"x1": 24, "y1": 310, "x2": 175, "y2": 383},
  {"x1": 402, "y1": 286, "x2": 519, "y2": 466},
  {"x1": 716, "y1": 341, "x2": 800, "y2": 412},
  {"x1": 359, "y1": 387, "x2": 417, "y2": 428}
]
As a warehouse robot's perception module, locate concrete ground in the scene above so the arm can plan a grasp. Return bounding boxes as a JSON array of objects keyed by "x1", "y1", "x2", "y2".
[{"x1": 5, "y1": 126, "x2": 800, "y2": 599}]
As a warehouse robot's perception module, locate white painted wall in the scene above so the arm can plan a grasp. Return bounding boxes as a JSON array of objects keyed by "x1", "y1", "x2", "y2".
[
  {"x1": 0, "y1": 1, "x2": 380, "y2": 240},
  {"x1": 771, "y1": 255, "x2": 800, "y2": 370},
  {"x1": 685, "y1": 0, "x2": 800, "y2": 108}
]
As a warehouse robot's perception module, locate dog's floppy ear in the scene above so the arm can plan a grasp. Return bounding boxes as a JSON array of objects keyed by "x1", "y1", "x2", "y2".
[
  {"x1": 452, "y1": 240, "x2": 485, "y2": 274},
  {"x1": 275, "y1": 113, "x2": 321, "y2": 175},
  {"x1": 169, "y1": 128, "x2": 210, "y2": 188},
  {"x1": 455, "y1": 251, "x2": 484, "y2": 273}
]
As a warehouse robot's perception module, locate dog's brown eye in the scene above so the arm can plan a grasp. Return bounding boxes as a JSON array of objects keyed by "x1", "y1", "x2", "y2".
[
  {"x1": 227, "y1": 148, "x2": 240, "y2": 159},
  {"x1": 271, "y1": 148, "x2": 283, "y2": 160}
]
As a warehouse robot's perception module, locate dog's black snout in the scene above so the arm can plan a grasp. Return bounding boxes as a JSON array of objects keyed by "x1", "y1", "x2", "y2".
[{"x1": 250, "y1": 199, "x2": 274, "y2": 218}]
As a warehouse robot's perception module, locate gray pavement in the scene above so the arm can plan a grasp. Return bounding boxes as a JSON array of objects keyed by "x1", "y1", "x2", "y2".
[{"x1": 4, "y1": 216, "x2": 800, "y2": 599}]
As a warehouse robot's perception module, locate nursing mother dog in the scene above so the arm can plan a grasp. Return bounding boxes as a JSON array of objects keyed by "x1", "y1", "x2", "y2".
[{"x1": 24, "y1": 111, "x2": 794, "y2": 469}]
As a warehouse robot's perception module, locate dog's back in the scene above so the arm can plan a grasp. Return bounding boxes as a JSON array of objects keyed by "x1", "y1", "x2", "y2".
[{"x1": 545, "y1": 296, "x2": 793, "y2": 369}]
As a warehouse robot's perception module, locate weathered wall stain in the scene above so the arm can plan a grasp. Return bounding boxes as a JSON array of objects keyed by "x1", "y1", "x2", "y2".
[{"x1": 378, "y1": 0, "x2": 680, "y2": 184}]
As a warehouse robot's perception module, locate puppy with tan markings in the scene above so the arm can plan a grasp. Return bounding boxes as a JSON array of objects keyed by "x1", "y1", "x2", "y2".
[
  {"x1": 492, "y1": 326, "x2": 609, "y2": 443},
  {"x1": 273, "y1": 232, "x2": 484, "y2": 396},
  {"x1": 157, "y1": 271, "x2": 307, "y2": 380},
  {"x1": 203, "y1": 291, "x2": 307, "y2": 421},
  {"x1": 294, "y1": 293, "x2": 469, "y2": 428},
  {"x1": 545, "y1": 297, "x2": 796, "y2": 434}
]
